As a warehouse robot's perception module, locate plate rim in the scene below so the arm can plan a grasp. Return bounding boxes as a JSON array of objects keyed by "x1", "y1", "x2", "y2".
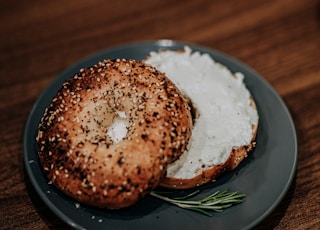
[{"x1": 23, "y1": 39, "x2": 298, "y2": 230}]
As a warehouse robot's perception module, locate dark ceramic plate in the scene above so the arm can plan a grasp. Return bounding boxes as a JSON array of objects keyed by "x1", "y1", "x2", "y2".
[{"x1": 24, "y1": 40, "x2": 297, "y2": 230}]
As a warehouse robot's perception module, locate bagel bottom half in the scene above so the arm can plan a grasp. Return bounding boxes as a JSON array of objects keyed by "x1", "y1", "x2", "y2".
[{"x1": 145, "y1": 47, "x2": 259, "y2": 189}]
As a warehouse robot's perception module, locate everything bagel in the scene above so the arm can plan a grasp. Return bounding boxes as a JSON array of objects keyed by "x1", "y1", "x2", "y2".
[{"x1": 36, "y1": 59, "x2": 193, "y2": 209}]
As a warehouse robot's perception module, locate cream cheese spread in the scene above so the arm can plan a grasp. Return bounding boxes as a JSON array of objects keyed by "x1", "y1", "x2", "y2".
[{"x1": 146, "y1": 47, "x2": 259, "y2": 179}]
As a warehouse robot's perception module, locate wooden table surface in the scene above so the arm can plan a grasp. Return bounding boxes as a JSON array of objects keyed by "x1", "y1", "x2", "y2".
[{"x1": 1, "y1": 0, "x2": 319, "y2": 229}]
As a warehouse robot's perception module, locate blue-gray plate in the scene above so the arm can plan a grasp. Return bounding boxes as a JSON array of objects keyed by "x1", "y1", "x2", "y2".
[{"x1": 24, "y1": 40, "x2": 297, "y2": 230}]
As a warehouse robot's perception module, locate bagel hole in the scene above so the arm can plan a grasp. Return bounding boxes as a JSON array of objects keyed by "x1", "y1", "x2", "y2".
[{"x1": 106, "y1": 111, "x2": 128, "y2": 143}]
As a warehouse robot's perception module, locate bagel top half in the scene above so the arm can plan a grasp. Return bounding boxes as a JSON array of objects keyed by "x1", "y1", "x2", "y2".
[{"x1": 36, "y1": 59, "x2": 193, "y2": 209}]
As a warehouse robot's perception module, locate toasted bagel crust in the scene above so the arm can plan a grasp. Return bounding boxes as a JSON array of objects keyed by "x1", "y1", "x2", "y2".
[{"x1": 36, "y1": 59, "x2": 192, "y2": 208}]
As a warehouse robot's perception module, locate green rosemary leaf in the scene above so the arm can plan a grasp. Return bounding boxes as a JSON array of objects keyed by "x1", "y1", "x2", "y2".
[
  {"x1": 150, "y1": 189, "x2": 245, "y2": 216},
  {"x1": 172, "y1": 190, "x2": 201, "y2": 200}
]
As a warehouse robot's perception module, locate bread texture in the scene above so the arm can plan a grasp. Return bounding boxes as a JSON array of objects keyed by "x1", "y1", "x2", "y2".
[
  {"x1": 145, "y1": 47, "x2": 259, "y2": 189},
  {"x1": 36, "y1": 59, "x2": 193, "y2": 208}
]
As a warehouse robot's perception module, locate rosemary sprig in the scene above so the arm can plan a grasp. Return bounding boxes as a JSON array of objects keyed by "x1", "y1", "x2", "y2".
[{"x1": 150, "y1": 190, "x2": 245, "y2": 216}]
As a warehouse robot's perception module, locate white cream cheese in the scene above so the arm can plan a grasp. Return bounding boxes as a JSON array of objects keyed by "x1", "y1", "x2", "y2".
[
  {"x1": 146, "y1": 47, "x2": 259, "y2": 179},
  {"x1": 106, "y1": 111, "x2": 128, "y2": 143}
]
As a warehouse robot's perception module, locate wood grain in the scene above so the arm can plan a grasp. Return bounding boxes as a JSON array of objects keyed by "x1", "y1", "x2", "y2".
[{"x1": 1, "y1": 0, "x2": 320, "y2": 229}]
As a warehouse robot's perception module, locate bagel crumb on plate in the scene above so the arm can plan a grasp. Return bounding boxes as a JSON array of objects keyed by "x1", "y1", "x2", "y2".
[
  {"x1": 36, "y1": 59, "x2": 193, "y2": 209},
  {"x1": 145, "y1": 47, "x2": 259, "y2": 189}
]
